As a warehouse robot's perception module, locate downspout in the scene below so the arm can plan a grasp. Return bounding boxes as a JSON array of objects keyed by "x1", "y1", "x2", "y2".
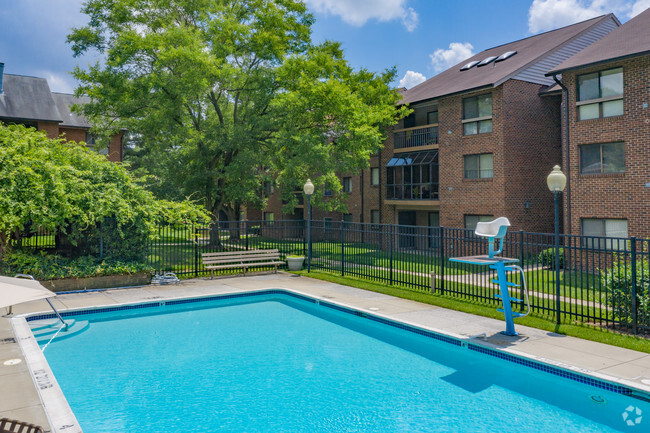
[{"x1": 552, "y1": 74, "x2": 571, "y2": 235}]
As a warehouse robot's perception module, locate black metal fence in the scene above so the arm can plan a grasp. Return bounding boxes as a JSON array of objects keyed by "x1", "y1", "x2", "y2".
[{"x1": 139, "y1": 219, "x2": 649, "y2": 335}]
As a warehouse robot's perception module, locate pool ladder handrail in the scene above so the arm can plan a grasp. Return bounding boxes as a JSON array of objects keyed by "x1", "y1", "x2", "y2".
[{"x1": 14, "y1": 274, "x2": 68, "y2": 330}]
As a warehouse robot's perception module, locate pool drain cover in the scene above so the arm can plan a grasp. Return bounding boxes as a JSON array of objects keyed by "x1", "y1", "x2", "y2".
[{"x1": 591, "y1": 395, "x2": 606, "y2": 403}]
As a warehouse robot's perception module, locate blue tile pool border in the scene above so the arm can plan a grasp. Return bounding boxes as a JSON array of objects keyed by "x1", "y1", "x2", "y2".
[{"x1": 26, "y1": 288, "x2": 645, "y2": 399}]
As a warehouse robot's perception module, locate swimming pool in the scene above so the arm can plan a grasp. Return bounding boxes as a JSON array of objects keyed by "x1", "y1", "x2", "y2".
[{"x1": 26, "y1": 290, "x2": 650, "y2": 432}]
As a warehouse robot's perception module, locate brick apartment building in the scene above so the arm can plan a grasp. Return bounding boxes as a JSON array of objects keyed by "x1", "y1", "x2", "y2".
[
  {"x1": 0, "y1": 63, "x2": 123, "y2": 162},
  {"x1": 249, "y1": 14, "x2": 622, "y2": 234},
  {"x1": 546, "y1": 8, "x2": 650, "y2": 239}
]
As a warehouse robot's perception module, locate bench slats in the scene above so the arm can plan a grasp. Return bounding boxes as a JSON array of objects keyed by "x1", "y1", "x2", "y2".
[
  {"x1": 203, "y1": 255, "x2": 281, "y2": 264},
  {"x1": 202, "y1": 249, "x2": 278, "y2": 258},
  {"x1": 206, "y1": 261, "x2": 283, "y2": 270},
  {"x1": 201, "y1": 249, "x2": 285, "y2": 278}
]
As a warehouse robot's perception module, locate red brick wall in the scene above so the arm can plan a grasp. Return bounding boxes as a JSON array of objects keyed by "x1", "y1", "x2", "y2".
[
  {"x1": 438, "y1": 87, "x2": 507, "y2": 229},
  {"x1": 107, "y1": 131, "x2": 123, "y2": 162},
  {"x1": 502, "y1": 80, "x2": 561, "y2": 233},
  {"x1": 37, "y1": 121, "x2": 59, "y2": 139},
  {"x1": 561, "y1": 56, "x2": 650, "y2": 238},
  {"x1": 59, "y1": 127, "x2": 86, "y2": 143}
]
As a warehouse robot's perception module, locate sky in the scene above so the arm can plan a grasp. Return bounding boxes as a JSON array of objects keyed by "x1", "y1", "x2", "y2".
[{"x1": 0, "y1": 0, "x2": 649, "y2": 93}]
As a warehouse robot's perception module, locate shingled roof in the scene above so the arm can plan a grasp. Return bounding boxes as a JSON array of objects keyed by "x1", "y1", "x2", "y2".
[
  {"x1": 0, "y1": 74, "x2": 62, "y2": 122},
  {"x1": 547, "y1": 7, "x2": 650, "y2": 75},
  {"x1": 401, "y1": 14, "x2": 617, "y2": 105},
  {"x1": 0, "y1": 73, "x2": 92, "y2": 128},
  {"x1": 52, "y1": 92, "x2": 92, "y2": 128}
]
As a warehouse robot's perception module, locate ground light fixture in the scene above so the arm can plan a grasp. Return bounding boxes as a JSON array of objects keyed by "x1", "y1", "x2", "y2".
[
  {"x1": 547, "y1": 165, "x2": 566, "y2": 324},
  {"x1": 303, "y1": 179, "x2": 314, "y2": 272}
]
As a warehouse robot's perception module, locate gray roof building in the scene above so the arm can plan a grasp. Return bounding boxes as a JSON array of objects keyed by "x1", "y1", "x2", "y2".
[
  {"x1": 0, "y1": 68, "x2": 91, "y2": 129},
  {"x1": 401, "y1": 14, "x2": 619, "y2": 105}
]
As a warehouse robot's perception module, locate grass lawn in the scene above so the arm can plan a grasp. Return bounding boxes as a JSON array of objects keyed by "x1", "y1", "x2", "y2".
[{"x1": 291, "y1": 269, "x2": 650, "y2": 354}]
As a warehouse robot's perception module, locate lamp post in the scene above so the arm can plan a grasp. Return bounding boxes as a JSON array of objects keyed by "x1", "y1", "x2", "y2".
[
  {"x1": 303, "y1": 179, "x2": 314, "y2": 272},
  {"x1": 547, "y1": 165, "x2": 567, "y2": 325}
]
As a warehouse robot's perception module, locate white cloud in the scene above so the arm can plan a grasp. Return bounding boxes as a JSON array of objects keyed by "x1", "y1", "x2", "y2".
[
  {"x1": 399, "y1": 70, "x2": 426, "y2": 89},
  {"x1": 41, "y1": 71, "x2": 76, "y2": 93},
  {"x1": 528, "y1": 0, "x2": 650, "y2": 33},
  {"x1": 306, "y1": 0, "x2": 419, "y2": 31},
  {"x1": 429, "y1": 42, "x2": 475, "y2": 73},
  {"x1": 630, "y1": 0, "x2": 650, "y2": 17}
]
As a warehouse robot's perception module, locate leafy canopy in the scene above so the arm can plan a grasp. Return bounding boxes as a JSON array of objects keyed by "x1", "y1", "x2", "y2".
[
  {"x1": 68, "y1": 0, "x2": 406, "y2": 218},
  {"x1": 0, "y1": 124, "x2": 208, "y2": 257}
]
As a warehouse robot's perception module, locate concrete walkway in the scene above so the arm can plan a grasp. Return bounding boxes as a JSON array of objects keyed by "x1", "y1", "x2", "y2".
[{"x1": 1, "y1": 272, "x2": 649, "y2": 432}]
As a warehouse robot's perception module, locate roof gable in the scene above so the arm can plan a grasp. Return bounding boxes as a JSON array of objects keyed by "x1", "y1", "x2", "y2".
[
  {"x1": 0, "y1": 75, "x2": 62, "y2": 122},
  {"x1": 548, "y1": 7, "x2": 650, "y2": 75},
  {"x1": 52, "y1": 92, "x2": 91, "y2": 128}
]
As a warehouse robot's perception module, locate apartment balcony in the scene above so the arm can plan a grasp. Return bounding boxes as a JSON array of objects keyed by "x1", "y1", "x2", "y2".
[
  {"x1": 385, "y1": 150, "x2": 439, "y2": 205},
  {"x1": 393, "y1": 125, "x2": 438, "y2": 151}
]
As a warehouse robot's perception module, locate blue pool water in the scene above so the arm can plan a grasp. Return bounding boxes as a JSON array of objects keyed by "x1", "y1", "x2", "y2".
[{"x1": 40, "y1": 294, "x2": 648, "y2": 432}]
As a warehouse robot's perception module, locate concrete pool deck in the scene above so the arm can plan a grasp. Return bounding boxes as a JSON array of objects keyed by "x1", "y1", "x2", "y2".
[{"x1": 1, "y1": 272, "x2": 650, "y2": 432}]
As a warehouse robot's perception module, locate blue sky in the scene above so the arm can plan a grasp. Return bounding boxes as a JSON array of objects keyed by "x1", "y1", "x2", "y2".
[{"x1": 1, "y1": 0, "x2": 648, "y2": 93}]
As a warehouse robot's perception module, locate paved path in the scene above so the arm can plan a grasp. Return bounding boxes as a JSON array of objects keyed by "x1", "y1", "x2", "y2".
[{"x1": 1, "y1": 272, "x2": 647, "y2": 432}]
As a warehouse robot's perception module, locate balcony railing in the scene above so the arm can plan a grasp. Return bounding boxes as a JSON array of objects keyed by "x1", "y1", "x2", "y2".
[{"x1": 394, "y1": 125, "x2": 438, "y2": 149}]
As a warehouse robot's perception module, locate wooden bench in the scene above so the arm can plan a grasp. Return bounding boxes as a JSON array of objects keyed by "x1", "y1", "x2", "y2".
[{"x1": 202, "y1": 249, "x2": 284, "y2": 278}]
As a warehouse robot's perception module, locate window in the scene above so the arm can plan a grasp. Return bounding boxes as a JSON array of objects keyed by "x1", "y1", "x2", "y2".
[
  {"x1": 343, "y1": 213, "x2": 353, "y2": 223},
  {"x1": 324, "y1": 189, "x2": 332, "y2": 197},
  {"x1": 343, "y1": 177, "x2": 352, "y2": 193},
  {"x1": 370, "y1": 167, "x2": 380, "y2": 186},
  {"x1": 462, "y1": 94, "x2": 492, "y2": 135},
  {"x1": 263, "y1": 212, "x2": 274, "y2": 223},
  {"x1": 582, "y1": 219, "x2": 628, "y2": 250},
  {"x1": 464, "y1": 154, "x2": 494, "y2": 179},
  {"x1": 263, "y1": 181, "x2": 274, "y2": 196},
  {"x1": 580, "y1": 142, "x2": 625, "y2": 174},
  {"x1": 577, "y1": 67, "x2": 623, "y2": 120},
  {"x1": 427, "y1": 110, "x2": 439, "y2": 125},
  {"x1": 386, "y1": 151, "x2": 439, "y2": 200},
  {"x1": 464, "y1": 215, "x2": 493, "y2": 231},
  {"x1": 370, "y1": 210, "x2": 380, "y2": 224},
  {"x1": 403, "y1": 112, "x2": 415, "y2": 128}
]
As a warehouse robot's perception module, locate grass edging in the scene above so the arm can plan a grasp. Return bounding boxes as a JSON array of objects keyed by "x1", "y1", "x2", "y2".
[{"x1": 292, "y1": 269, "x2": 650, "y2": 354}]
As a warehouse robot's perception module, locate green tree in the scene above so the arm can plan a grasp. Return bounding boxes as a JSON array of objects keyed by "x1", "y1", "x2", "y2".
[
  {"x1": 0, "y1": 124, "x2": 208, "y2": 258},
  {"x1": 68, "y1": 0, "x2": 405, "y2": 220}
]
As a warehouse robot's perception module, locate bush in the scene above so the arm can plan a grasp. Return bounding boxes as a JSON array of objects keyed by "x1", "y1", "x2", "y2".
[
  {"x1": 602, "y1": 256, "x2": 650, "y2": 329},
  {"x1": 538, "y1": 247, "x2": 565, "y2": 269},
  {"x1": 0, "y1": 250, "x2": 152, "y2": 280}
]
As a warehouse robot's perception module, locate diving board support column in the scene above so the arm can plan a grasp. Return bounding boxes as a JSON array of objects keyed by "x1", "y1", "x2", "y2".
[{"x1": 493, "y1": 261, "x2": 517, "y2": 336}]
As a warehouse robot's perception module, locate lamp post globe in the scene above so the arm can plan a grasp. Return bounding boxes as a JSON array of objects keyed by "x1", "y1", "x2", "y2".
[
  {"x1": 303, "y1": 179, "x2": 314, "y2": 196},
  {"x1": 547, "y1": 165, "x2": 566, "y2": 192}
]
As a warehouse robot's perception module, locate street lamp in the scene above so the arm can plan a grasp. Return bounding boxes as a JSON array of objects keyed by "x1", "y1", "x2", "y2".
[
  {"x1": 547, "y1": 165, "x2": 567, "y2": 325},
  {"x1": 303, "y1": 179, "x2": 314, "y2": 272}
]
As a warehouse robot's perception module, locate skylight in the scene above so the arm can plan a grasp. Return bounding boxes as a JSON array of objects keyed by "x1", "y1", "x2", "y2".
[
  {"x1": 495, "y1": 51, "x2": 517, "y2": 63},
  {"x1": 476, "y1": 56, "x2": 498, "y2": 67},
  {"x1": 460, "y1": 61, "x2": 480, "y2": 71}
]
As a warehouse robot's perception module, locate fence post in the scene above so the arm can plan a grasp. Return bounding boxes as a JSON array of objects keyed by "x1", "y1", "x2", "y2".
[
  {"x1": 341, "y1": 221, "x2": 345, "y2": 277},
  {"x1": 389, "y1": 224, "x2": 394, "y2": 286},
  {"x1": 519, "y1": 230, "x2": 525, "y2": 310},
  {"x1": 194, "y1": 224, "x2": 199, "y2": 278},
  {"x1": 244, "y1": 220, "x2": 249, "y2": 251},
  {"x1": 439, "y1": 226, "x2": 445, "y2": 294},
  {"x1": 630, "y1": 236, "x2": 639, "y2": 334}
]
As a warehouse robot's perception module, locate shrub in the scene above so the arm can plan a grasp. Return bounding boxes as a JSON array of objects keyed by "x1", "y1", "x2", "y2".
[
  {"x1": 537, "y1": 247, "x2": 565, "y2": 269},
  {"x1": 601, "y1": 256, "x2": 650, "y2": 329},
  {"x1": 0, "y1": 250, "x2": 152, "y2": 280}
]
